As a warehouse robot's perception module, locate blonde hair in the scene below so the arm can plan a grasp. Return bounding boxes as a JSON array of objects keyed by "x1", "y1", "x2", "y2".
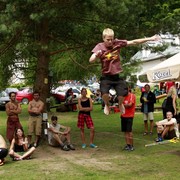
[
  {"x1": 102, "y1": 28, "x2": 114, "y2": 39},
  {"x1": 167, "y1": 86, "x2": 177, "y2": 97}
]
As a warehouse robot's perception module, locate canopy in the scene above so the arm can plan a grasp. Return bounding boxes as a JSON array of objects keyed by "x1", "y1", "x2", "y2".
[{"x1": 146, "y1": 52, "x2": 180, "y2": 82}]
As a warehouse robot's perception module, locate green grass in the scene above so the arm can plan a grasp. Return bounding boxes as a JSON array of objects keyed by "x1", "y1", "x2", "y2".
[{"x1": 0, "y1": 103, "x2": 180, "y2": 180}]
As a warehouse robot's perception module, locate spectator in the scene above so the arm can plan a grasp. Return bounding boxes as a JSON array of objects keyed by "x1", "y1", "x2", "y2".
[
  {"x1": 77, "y1": 88, "x2": 97, "y2": 148},
  {"x1": 94, "y1": 89, "x2": 102, "y2": 103},
  {"x1": 140, "y1": 84, "x2": 156, "y2": 135},
  {"x1": 65, "y1": 88, "x2": 73, "y2": 103},
  {"x1": 160, "y1": 82, "x2": 166, "y2": 94},
  {"x1": 28, "y1": 91, "x2": 44, "y2": 147},
  {"x1": 165, "y1": 81, "x2": 175, "y2": 93},
  {"x1": 9, "y1": 128, "x2": 36, "y2": 161},
  {"x1": 155, "y1": 111, "x2": 179, "y2": 142},
  {"x1": 5, "y1": 92, "x2": 22, "y2": 143},
  {"x1": 0, "y1": 135, "x2": 8, "y2": 166},
  {"x1": 65, "y1": 88, "x2": 77, "y2": 111},
  {"x1": 47, "y1": 115, "x2": 75, "y2": 151},
  {"x1": 121, "y1": 88, "x2": 136, "y2": 151},
  {"x1": 163, "y1": 86, "x2": 177, "y2": 119}
]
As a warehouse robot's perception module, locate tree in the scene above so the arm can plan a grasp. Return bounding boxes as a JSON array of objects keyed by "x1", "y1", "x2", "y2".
[{"x1": 0, "y1": 0, "x2": 179, "y2": 110}]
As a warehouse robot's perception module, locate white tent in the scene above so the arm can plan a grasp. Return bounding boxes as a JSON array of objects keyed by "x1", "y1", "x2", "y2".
[{"x1": 146, "y1": 52, "x2": 180, "y2": 82}]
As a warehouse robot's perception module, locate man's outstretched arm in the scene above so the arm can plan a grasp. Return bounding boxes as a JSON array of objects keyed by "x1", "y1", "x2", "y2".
[{"x1": 127, "y1": 35, "x2": 161, "y2": 46}]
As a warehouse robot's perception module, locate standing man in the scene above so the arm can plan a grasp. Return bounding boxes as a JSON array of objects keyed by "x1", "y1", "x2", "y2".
[
  {"x1": 140, "y1": 84, "x2": 156, "y2": 135},
  {"x1": 121, "y1": 88, "x2": 136, "y2": 151},
  {"x1": 5, "y1": 92, "x2": 22, "y2": 143},
  {"x1": 89, "y1": 28, "x2": 160, "y2": 115},
  {"x1": 28, "y1": 91, "x2": 44, "y2": 147}
]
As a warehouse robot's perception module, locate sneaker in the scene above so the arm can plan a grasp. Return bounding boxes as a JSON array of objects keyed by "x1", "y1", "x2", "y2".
[
  {"x1": 61, "y1": 145, "x2": 70, "y2": 151},
  {"x1": 128, "y1": 145, "x2": 135, "y2": 151},
  {"x1": 28, "y1": 144, "x2": 32, "y2": 149},
  {"x1": 155, "y1": 137, "x2": 163, "y2": 142},
  {"x1": 82, "y1": 144, "x2": 86, "y2": 149},
  {"x1": 123, "y1": 145, "x2": 130, "y2": 150},
  {"x1": 149, "y1": 132, "x2": 153, "y2": 135},
  {"x1": 33, "y1": 143, "x2": 38, "y2": 148},
  {"x1": 67, "y1": 144, "x2": 75, "y2": 150},
  {"x1": 90, "y1": 144, "x2": 98, "y2": 148}
]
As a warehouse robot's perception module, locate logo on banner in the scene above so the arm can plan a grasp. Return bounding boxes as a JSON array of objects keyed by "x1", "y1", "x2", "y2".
[{"x1": 152, "y1": 69, "x2": 172, "y2": 80}]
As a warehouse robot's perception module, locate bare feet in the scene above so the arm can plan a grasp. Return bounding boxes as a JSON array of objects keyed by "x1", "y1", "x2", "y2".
[
  {"x1": 119, "y1": 104, "x2": 125, "y2": 114},
  {"x1": 104, "y1": 104, "x2": 110, "y2": 115}
]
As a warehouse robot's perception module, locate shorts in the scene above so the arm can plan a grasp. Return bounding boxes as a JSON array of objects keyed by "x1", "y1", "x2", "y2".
[
  {"x1": 143, "y1": 112, "x2": 154, "y2": 121},
  {"x1": 164, "y1": 129, "x2": 176, "y2": 139},
  {"x1": 121, "y1": 117, "x2": 133, "y2": 132},
  {"x1": 6, "y1": 116, "x2": 22, "y2": 142},
  {"x1": 77, "y1": 113, "x2": 94, "y2": 129},
  {"x1": 0, "y1": 148, "x2": 8, "y2": 159},
  {"x1": 28, "y1": 116, "x2": 42, "y2": 136},
  {"x1": 100, "y1": 75, "x2": 128, "y2": 97},
  {"x1": 48, "y1": 135, "x2": 66, "y2": 147}
]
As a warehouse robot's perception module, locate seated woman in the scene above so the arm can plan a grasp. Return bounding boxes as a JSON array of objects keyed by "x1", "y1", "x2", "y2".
[
  {"x1": 9, "y1": 128, "x2": 36, "y2": 161},
  {"x1": 65, "y1": 88, "x2": 77, "y2": 111},
  {"x1": 0, "y1": 134, "x2": 8, "y2": 166}
]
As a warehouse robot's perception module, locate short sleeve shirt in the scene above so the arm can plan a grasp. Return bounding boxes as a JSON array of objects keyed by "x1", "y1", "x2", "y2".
[
  {"x1": 158, "y1": 118, "x2": 179, "y2": 138},
  {"x1": 48, "y1": 124, "x2": 61, "y2": 142},
  {"x1": 121, "y1": 93, "x2": 136, "y2": 118},
  {"x1": 92, "y1": 39, "x2": 127, "y2": 75}
]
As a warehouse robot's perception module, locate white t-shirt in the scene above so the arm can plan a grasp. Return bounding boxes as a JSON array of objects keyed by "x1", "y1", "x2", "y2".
[
  {"x1": 48, "y1": 124, "x2": 61, "y2": 144},
  {"x1": 158, "y1": 118, "x2": 179, "y2": 138}
]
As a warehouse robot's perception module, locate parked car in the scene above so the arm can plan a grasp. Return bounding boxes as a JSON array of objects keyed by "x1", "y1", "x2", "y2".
[
  {"x1": 53, "y1": 88, "x2": 81, "y2": 101},
  {"x1": 16, "y1": 87, "x2": 33, "y2": 104},
  {"x1": 5, "y1": 87, "x2": 19, "y2": 94},
  {"x1": 51, "y1": 92, "x2": 66, "y2": 104},
  {"x1": 16, "y1": 87, "x2": 66, "y2": 104},
  {"x1": 0, "y1": 91, "x2": 10, "y2": 110}
]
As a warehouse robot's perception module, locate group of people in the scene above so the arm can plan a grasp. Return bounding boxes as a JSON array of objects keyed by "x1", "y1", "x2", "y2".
[
  {"x1": 0, "y1": 87, "x2": 98, "y2": 165},
  {"x1": 140, "y1": 83, "x2": 179, "y2": 142},
  {"x1": 89, "y1": 28, "x2": 179, "y2": 148},
  {"x1": 0, "y1": 91, "x2": 44, "y2": 165},
  {"x1": 1, "y1": 28, "x2": 179, "y2": 165}
]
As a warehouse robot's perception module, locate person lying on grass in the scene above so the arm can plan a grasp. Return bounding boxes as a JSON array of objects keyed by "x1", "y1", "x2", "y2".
[
  {"x1": 9, "y1": 128, "x2": 36, "y2": 161},
  {"x1": 0, "y1": 134, "x2": 8, "y2": 166}
]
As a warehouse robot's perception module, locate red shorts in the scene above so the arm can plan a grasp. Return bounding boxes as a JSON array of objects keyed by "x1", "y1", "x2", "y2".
[
  {"x1": 77, "y1": 113, "x2": 94, "y2": 129},
  {"x1": 6, "y1": 116, "x2": 22, "y2": 142}
]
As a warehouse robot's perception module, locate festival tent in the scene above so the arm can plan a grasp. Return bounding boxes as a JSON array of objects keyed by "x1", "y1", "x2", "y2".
[{"x1": 146, "y1": 52, "x2": 180, "y2": 82}]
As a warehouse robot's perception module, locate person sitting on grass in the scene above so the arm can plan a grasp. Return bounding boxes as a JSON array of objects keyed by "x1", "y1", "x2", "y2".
[
  {"x1": 155, "y1": 111, "x2": 179, "y2": 142},
  {"x1": 0, "y1": 135, "x2": 8, "y2": 166},
  {"x1": 47, "y1": 115, "x2": 75, "y2": 151},
  {"x1": 9, "y1": 128, "x2": 36, "y2": 161}
]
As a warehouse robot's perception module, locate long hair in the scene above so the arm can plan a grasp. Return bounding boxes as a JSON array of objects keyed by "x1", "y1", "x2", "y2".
[
  {"x1": 167, "y1": 86, "x2": 177, "y2": 97},
  {"x1": 14, "y1": 128, "x2": 25, "y2": 144}
]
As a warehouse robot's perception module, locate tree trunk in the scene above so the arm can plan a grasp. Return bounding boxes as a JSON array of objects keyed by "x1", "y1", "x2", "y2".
[{"x1": 34, "y1": 19, "x2": 50, "y2": 112}]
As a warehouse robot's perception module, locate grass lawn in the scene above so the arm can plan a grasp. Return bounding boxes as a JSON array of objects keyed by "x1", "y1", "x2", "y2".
[{"x1": 0, "y1": 103, "x2": 180, "y2": 180}]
